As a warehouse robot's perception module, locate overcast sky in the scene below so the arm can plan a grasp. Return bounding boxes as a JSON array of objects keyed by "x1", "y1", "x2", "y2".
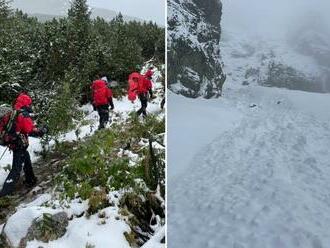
[
  {"x1": 88, "y1": 0, "x2": 165, "y2": 25},
  {"x1": 221, "y1": 0, "x2": 330, "y2": 39}
]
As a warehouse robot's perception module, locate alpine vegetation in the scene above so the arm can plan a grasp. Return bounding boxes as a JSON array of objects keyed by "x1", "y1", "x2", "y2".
[{"x1": 0, "y1": 0, "x2": 165, "y2": 247}]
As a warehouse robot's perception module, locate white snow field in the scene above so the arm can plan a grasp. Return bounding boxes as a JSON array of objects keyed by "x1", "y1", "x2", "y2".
[{"x1": 169, "y1": 80, "x2": 330, "y2": 248}]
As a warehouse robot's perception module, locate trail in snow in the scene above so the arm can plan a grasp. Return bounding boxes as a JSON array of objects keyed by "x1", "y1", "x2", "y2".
[
  {"x1": 0, "y1": 66, "x2": 165, "y2": 248},
  {"x1": 168, "y1": 86, "x2": 330, "y2": 248}
]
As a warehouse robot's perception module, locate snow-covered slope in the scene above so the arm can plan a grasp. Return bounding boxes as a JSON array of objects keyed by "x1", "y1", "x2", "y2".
[
  {"x1": 220, "y1": 0, "x2": 330, "y2": 94},
  {"x1": 169, "y1": 85, "x2": 330, "y2": 248},
  {"x1": 221, "y1": 28, "x2": 330, "y2": 93},
  {"x1": 168, "y1": 2, "x2": 330, "y2": 247}
]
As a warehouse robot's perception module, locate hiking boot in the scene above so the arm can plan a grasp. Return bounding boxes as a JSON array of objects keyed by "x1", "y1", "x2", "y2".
[
  {"x1": 0, "y1": 191, "x2": 6, "y2": 198},
  {"x1": 24, "y1": 177, "x2": 37, "y2": 188}
]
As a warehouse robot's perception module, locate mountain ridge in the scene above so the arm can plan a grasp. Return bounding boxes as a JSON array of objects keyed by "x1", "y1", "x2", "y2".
[{"x1": 10, "y1": 0, "x2": 144, "y2": 23}]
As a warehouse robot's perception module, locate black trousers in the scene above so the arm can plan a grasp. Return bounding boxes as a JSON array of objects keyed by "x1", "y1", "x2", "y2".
[
  {"x1": 0, "y1": 149, "x2": 36, "y2": 196},
  {"x1": 161, "y1": 98, "x2": 165, "y2": 109},
  {"x1": 137, "y1": 93, "x2": 148, "y2": 117},
  {"x1": 97, "y1": 104, "x2": 109, "y2": 129}
]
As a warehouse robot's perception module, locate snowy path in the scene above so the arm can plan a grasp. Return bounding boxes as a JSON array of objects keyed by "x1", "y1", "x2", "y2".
[{"x1": 168, "y1": 87, "x2": 330, "y2": 248}]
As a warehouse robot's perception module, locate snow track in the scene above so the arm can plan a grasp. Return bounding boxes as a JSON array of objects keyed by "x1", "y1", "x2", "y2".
[{"x1": 169, "y1": 88, "x2": 330, "y2": 248}]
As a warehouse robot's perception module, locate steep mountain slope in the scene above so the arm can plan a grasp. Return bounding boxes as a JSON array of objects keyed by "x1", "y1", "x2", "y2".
[
  {"x1": 221, "y1": 29, "x2": 326, "y2": 93},
  {"x1": 168, "y1": 0, "x2": 226, "y2": 98},
  {"x1": 220, "y1": 1, "x2": 330, "y2": 93},
  {"x1": 168, "y1": 1, "x2": 330, "y2": 247}
]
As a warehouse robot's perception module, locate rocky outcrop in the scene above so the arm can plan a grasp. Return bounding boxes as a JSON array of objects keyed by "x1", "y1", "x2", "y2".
[
  {"x1": 22, "y1": 212, "x2": 68, "y2": 245},
  {"x1": 168, "y1": 0, "x2": 226, "y2": 98},
  {"x1": 1, "y1": 211, "x2": 68, "y2": 248}
]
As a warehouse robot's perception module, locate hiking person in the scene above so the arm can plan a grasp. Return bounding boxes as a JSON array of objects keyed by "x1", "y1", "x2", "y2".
[
  {"x1": 161, "y1": 98, "x2": 165, "y2": 109},
  {"x1": 91, "y1": 75, "x2": 114, "y2": 129},
  {"x1": 0, "y1": 92, "x2": 47, "y2": 197},
  {"x1": 136, "y1": 74, "x2": 152, "y2": 117},
  {"x1": 128, "y1": 72, "x2": 152, "y2": 117},
  {"x1": 144, "y1": 66, "x2": 154, "y2": 80},
  {"x1": 144, "y1": 67, "x2": 154, "y2": 98}
]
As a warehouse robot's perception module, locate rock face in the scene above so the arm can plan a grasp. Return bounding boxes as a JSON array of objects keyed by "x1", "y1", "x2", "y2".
[{"x1": 168, "y1": 0, "x2": 226, "y2": 98}]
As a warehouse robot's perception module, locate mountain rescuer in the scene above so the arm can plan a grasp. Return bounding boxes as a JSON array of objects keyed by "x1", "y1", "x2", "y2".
[
  {"x1": 144, "y1": 67, "x2": 154, "y2": 98},
  {"x1": 0, "y1": 92, "x2": 47, "y2": 197},
  {"x1": 137, "y1": 74, "x2": 152, "y2": 117},
  {"x1": 128, "y1": 72, "x2": 152, "y2": 117},
  {"x1": 91, "y1": 75, "x2": 114, "y2": 129}
]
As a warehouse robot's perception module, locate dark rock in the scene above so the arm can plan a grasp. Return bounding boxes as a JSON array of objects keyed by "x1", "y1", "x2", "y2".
[
  {"x1": 0, "y1": 233, "x2": 10, "y2": 248},
  {"x1": 21, "y1": 212, "x2": 68, "y2": 246},
  {"x1": 168, "y1": 0, "x2": 226, "y2": 98},
  {"x1": 120, "y1": 192, "x2": 165, "y2": 245}
]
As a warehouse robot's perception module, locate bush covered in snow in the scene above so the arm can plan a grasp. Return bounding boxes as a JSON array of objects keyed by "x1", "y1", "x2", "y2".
[{"x1": 0, "y1": 0, "x2": 164, "y2": 134}]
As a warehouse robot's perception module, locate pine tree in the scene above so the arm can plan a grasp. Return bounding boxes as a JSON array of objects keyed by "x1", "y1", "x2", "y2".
[
  {"x1": 67, "y1": 0, "x2": 91, "y2": 67},
  {"x1": 0, "y1": 0, "x2": 10, "y2": 21}
]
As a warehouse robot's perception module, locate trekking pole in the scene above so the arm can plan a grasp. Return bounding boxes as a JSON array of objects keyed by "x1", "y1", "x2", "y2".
[{"x1": 0, "y1": 147, "x2": 8, "y2": 161}]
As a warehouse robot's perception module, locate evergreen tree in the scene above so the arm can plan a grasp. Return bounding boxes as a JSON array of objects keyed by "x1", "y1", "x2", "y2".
[
  {"x1": 0, "y1": 3, "x2": 164, "y2": 131},
  {"x1": 67, "y1": 0, "x2": 91, "y2": 67},
  {"x1": 0, "y1": 0, "x2": 10, "y2": 21}
]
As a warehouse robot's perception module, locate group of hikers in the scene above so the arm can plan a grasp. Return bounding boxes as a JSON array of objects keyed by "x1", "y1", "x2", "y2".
[
  {"x1": 92, "y1": 66, "x2": 156, "y2": 129},
  {"x1": 0, "y1": 66, "x2": 160, "y2": 197}
]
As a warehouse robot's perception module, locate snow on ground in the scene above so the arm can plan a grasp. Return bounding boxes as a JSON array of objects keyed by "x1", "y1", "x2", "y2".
[
  {"x1": 26, "y1": 206, "x2": 131, "y2": 248},
  {"x1": 141, "y1": 226, "x2": 165, "y2": 248},
  {"x1": 0, "y1": 79, "x2": 163, "y2": 189},
  {"x1": 168, "y1": 91, "x2": 242, "y2": 177},
  {"x1": 0, "y1": 66, "x2": 165, "y2": 248},
  {"x1": 5, "y1": 206, "x2": 61, "y2": 247},
  {"x1": 168, "y1": 84, "x2": 330, "y2": 248},
  {"x1": 220, "y1": 28, "x2": 323, "y2": 91}
]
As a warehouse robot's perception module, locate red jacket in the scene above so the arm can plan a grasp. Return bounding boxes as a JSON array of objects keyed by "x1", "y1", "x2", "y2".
[
  {"x1": 0, "y1": 93, "x2": 36, "y2": 149},
  {"x1": 13, "y1": 93, "x2": 35, "y2": 134},
  {"x1": 91, "y1": 80, "x2": 113, "y2": 107},
  {"x1": 128, "y1": 79, "x2": 138, "y2": 101},
  {"x1": 14, "y1": 93, "x2": 32, "y2": 111},
  {"x1": 144, "y1": 69, "x2": 153, "y2": 79},
  {"x1": 129, "y1": 72, "x2": 140, "y2": 81},
  {"x1": 136, "y1": 75, "x2": 152, "y2": 94}
]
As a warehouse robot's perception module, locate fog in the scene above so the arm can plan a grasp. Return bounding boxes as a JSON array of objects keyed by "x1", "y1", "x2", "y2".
[
  {"x1": 222, "y1": 0, "x2": 330, "y2": 40},
  {"x1": 88, "y1": 0, "x2": 165, "y2": 25}
]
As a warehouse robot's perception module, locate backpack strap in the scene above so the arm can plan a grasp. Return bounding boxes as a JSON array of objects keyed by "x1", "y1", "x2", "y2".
[{"x1": 5, "y1": 110, "x2": 21, "y2": 134}]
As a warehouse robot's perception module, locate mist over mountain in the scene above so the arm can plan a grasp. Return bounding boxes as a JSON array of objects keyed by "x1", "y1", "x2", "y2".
[
  {"x1": 221, "y1": 0, "x2": 330, "y2": 93},
  {"x1": 10, "y1": 0, "x2": 143, "y2": 22}
]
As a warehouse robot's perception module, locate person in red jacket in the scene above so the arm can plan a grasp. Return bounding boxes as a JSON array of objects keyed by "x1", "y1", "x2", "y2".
[
  {"x1": 0, "y1": 92, "x2": 47, "y2": 197},
  {"x1": 91, "y1": 75, "x2": 114, "y2": 129},
  {"x1": 136, "y1": 74, "x2": 151, "y2": 117},
  {"x1": 144, "y1": 67, "x2": 154, "y2": 98}
]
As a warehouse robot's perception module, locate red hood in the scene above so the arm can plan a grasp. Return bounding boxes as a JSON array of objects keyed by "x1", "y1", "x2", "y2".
[
  {"x1": 129, "y1": 72, "x2": 141, "y2": 81},
  {"x1": 14, "y1": 94, "x2": 32, "y2": 110},
  {"x1": 92, "y1": 80, "x2": 107, "y2": 90}
]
